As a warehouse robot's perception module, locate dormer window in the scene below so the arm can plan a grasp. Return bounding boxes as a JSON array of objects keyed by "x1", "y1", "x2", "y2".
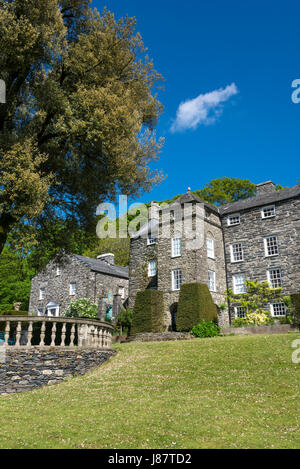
[
  {"x1": 261, "y1": 205, "x2": 276, "y2": 219},
  {"x1": 227, "y1": 214, "x2": 240, "y2": 226}
]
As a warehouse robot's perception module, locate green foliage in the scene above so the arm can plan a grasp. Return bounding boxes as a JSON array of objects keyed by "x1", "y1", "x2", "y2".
[
  {"x1": 232, "y1": 317, "x2": 248, "y2": 328},
  {"x1": 291, "y1": 293, "x2": 300, "y2": 326},
  {"x1": 193, "y1": 177, "x2": 256, "y2": 205},
  {"x1": 0, "y1": 1, "x2": 164, "y2": 254},
  {"x1": 131, "y1": 290, "x2": 164, "y2": 334},
  {"x1": 84, "y1": 238, "x2": 130, "y2": 267},
  {"x1": 116, "y1": 308, "x2": 133, "y2": 335},
  {"x1": 226, "y1": 279, "x2": 282, "y2": 326},
  {"x1": 63, "y1": 298, "x2": 98, "y2": 319},
  {"x1": 177, "y1": 283, "x2": 218, "y2": 332},
  {"x1": 0, "y1": 310, "x2": 28, "y2": 316},
  {"x1": 191, "y1": 321, "x2": 220, "y2": 338},
  {"x1": 0, "y1": 243, "x2": 34, "y2": 311}
]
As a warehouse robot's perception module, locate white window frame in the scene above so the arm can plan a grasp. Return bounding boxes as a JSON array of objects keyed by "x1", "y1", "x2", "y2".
[
  {"x1": 118, "y1": 286, "x2": 125, "y2": 300},
  {"x1": 264, "y1": 235, "x2": 279, "y2": 257},
  {"x1": 227, "y1": 214, "x2": 240, "y2": 226},
  {"x1": 56, "y1": 266, "x2": 62, "y2": 276},
  {"x1": 147, "y1": 237, "x2": 157, "y2": 246},
  {"x1": 267, "y1": 268, "x2": 282, "y2": 289},
  {"x1": 37, "y1": 308, "x2": 44, "y2": 316},
  {"x1": 39, "y1": 287, "x2": 45, "y2": 300},
  {"x1": 206, "y1": 238, "x2": 215, "y2": 259},
  {"x1": 261, "y1": 205, "x2": 276, "y2": 219},
  {"x1": 208, "y1": 270, "x2": 216, "y2": 292},
  {"x1": 233, "y1": 274, "x2": 246, "y2": 294},
  {"x1": 69, "y1": 282, "x2": 77, "y2": 296},
  {"x1": 172, "y1": 237, "x2": 182, "y2": 258},
  {"x1": 270, "y1": 302, "x2": 286, "y2": 317},
  {"x1": 148, "y1": 259, "x2": 157, "y2": 277},
  {"x1": 234, "y1": 306, "x2": 247, "y2": 318},
  {"x1": 172, "y1": 269, "x2": 182, "y2": 291},
  {"x1": 230, "y1": 243, "x2": 244, "y2": 263}
]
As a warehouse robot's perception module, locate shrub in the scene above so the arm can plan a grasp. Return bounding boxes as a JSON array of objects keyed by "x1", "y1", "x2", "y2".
[
  {"x1": 131, "y1": 290, "x2": 164, "y2": 334},
  {"x1": 232, "y1": 317, "x2": 247, "y2": 328},
  {"x1": 0, "y1": 310, "x2": 28, "y2": 316},
  {"x1": 63, "y1": 298, "x2": 98, "y2": 319},
  {"x1": 291, "y1": 293, "x2": 300, "y2": 326},
  {"x1": 177, "y1": 283, "x2": 218, "y2": 332},
  {"x1": 191, "y1": 321, "x2": 220, "y2": 338},
  {"x1": 116, "y1": 308, "x2": 133, "y2": 335},
  {"x1": 0, "y1": 304, "x2": 13, "y2": 312}
]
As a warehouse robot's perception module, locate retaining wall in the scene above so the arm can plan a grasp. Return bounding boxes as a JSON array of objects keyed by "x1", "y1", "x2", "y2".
[{"x1": 0, "y1": 348, "x2": 115, "y2": 395}]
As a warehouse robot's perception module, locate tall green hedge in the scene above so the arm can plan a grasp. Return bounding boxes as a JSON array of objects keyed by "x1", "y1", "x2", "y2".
[
  {"x1": 291, "y1": 293, "x2": 300, "y2": 326},
  {"x1": 177, "y1": 282, "x2": 218, "y2": 331},
  {"x1": 131, "y1": 290, "x2": 165, "y2": 334}
]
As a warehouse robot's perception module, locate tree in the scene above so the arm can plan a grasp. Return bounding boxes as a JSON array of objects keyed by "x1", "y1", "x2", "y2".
[
  {"x1": 0, "y1": 0, "x2": 164, "y2": 254},
  {"x1": 0, "y1": 242, "x2": 35, "y2": 310},
  {"x1": 194, "y1": 177, "x2": 256, "y2": 205}
]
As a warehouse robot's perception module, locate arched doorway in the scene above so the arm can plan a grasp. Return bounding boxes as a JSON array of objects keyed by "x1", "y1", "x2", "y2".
[{"x1": 170, "y1": 303, "x2": 178, "y2": 331}]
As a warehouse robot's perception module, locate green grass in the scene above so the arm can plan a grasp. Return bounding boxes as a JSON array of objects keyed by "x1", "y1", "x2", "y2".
[{"x1": 1, "y1": 333, "x2": 300, "y2": 449}]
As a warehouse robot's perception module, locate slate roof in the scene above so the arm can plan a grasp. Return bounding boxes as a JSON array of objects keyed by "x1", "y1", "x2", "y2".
[
  {"x1": 73, "y1": 254, "x2": 129, "y2": 279},
  {"x1": 219, "y1": 184, "x2": 300, "y2": 215},
  {"x1": 169, "y1": 191, "x2": 219, "y2": 213}
]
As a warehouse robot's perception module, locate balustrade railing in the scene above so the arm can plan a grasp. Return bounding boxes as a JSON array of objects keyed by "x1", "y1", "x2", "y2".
[{"x1": 0, "y1": 316, "x2": 113, "y2": 350}]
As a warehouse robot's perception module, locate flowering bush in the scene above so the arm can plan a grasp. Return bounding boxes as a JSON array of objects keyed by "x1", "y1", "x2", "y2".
[
  {"x1": 246, "y1": 311, "x2": 270, "y2": 326},
  {"x1": 63, "y1": 298, "x2": 98, "y2": 319}
]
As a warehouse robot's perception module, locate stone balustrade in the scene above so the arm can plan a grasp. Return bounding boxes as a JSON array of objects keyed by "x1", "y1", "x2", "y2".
[{"x1": 0, "y1": 316, "x2": 113, "y2": 350}]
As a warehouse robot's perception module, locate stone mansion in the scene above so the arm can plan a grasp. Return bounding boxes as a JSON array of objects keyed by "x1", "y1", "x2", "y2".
[{"x1": 129, "y1": 181, "x2": 300, "y2": 328}]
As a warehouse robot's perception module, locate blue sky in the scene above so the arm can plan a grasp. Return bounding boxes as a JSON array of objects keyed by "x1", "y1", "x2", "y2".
[{"x1": 93, "y1": 0, "x2": 300, "y2": 204}]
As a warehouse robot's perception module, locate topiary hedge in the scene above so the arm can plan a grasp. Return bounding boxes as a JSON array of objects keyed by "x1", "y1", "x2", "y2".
[
  {"x1": 291, "y1": 293, "x2": 300, "y2": 326},
  {"x1": 131, "y1": 290, "x2": 165, "y2": 334},
  {"x1": 177, "y1": 282, "x2": 218, "y2": 331},
  {"x1": 0, "y1": 310, "x2": 28, "y2": 316}
]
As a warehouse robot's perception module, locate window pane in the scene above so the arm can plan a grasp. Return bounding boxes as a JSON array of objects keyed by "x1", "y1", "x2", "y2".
[
  {"x1": 207, "y1": 238, "x2": 214, "y2": 258},
  {"x1": 172, "y1": 238, "x2": 182, "y2": 257},
  {"x1": 262, "y1": 205, "x2": 276, "y2": 218},
  {"x1": 148, "y1": 260, "x2": 157, "y2": 277},
  {"x1": 231, "y1": 243, "x2": 244, "y2": 262},
  {"x1": 228, "y1": 214, "x2": 240, "y2": 226},
  {"x1": 271, "y1": 303, "x2": 286, "y2": 317},
  {"x1": 268, "y1": 269, "x2": 282, "y2": 288},
  {"x1": 208, "y1": 270, "x2": 216, "y2": 292},
  {"x1": 172, "y1": 269, "x2": 182, "y2": 290},
  {"x1": 235, "y1": 306, "x2": 246, "y2": 318},
  {"x1": 265, "y1": 236, "x2": 279, "y2": 256},
  {"x1": 233, "y1": 275, "x2": 246, "y2": 294}
]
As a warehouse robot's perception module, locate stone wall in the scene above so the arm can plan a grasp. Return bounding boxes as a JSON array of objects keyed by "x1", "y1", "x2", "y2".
[
  {"x1": 221, "y1": 324, "x2": 294, "y2": 336},
  {"x1": 0, "y1": 348, "x2": 115, "y2": 395},
  {"x1": 29, "y1": 254, "x2": 129, "y2": 316},
  {"x1": 222, "y1": 196, "x2": 300, "y2": 322}
]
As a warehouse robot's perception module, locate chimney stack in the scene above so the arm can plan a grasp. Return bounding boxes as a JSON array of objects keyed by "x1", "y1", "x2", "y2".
[
  {"x1": 149, "y1": 201, "x2": 160, "y2": 221},
  {"x1": 256, "y1": 181, "x2": 276, "y2": 196}
]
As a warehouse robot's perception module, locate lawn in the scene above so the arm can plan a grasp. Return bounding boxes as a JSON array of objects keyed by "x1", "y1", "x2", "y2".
[{"x1": 0, "y1": 333, "x2": 300, "y2": 449}]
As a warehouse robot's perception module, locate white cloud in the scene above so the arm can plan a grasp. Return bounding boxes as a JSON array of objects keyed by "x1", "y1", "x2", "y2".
[{"x1": 171, "y1": 83, "x2": 238, "y2": 132}]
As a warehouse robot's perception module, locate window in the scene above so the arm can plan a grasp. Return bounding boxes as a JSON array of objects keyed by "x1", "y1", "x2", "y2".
[
  {"x1": 172, "y1": 269, "x2": 182, "y2": 291},
  {"x1": 56, "y1": 266, "x2": 62, "y2": 276},
  {"x1": 148, "y1": 260, "x2": 157, "y2": 277},
  {"x1": 147, "y1": 237, "x2": 157, "y2": 246},
  {"x1": 270, "y1": 303, "x2": 286, "y2": 317},
  {"x1": 46, "y1": 302, "x2": 60, "y2": 317},
  {"x1": 39, "y1": 287, "x2": 45, "y2": 300},
  {"x1": 233, "y1": 274, "x2": 246, "y2": 294},
  {"x1": 264, "y1": 235, "x2": 279, "y2": 257},
  {"x1": 172, "y1": 237, "x2": 182, "y2": 257},
  {"x1": 234, "y1": 306, "x2": 247, "y2": 318},
  {"x1": 205, "y1": 210, "x2": 210, "y2": 220},
  {"x1": 261, "y1": 205, "x2": 276, "y2": 219},
  {"x1": 206, "y1": 238, "x2": 215, "y2": 259},
  {"x1": 69, "y1": 282, "x2": 77, "y2": 296},
  {"x1": 230, "y1": 243, "x2": 244, "y2": 262},
  {"x1": 37, "y1": 308, "x2": 44, "y2": 316},
  {"x1": 118, "y1": 286, "x2": 125, "y2": 300},
  {"x1": 267, "y1": 269, "x2": 282, "y2": 288},
  {"x1": 208, "y1": 270, "x2": 216, "y2": 292},
  {"x1": 227, "y1": 214, "x2": 240, "y2": 226}
]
